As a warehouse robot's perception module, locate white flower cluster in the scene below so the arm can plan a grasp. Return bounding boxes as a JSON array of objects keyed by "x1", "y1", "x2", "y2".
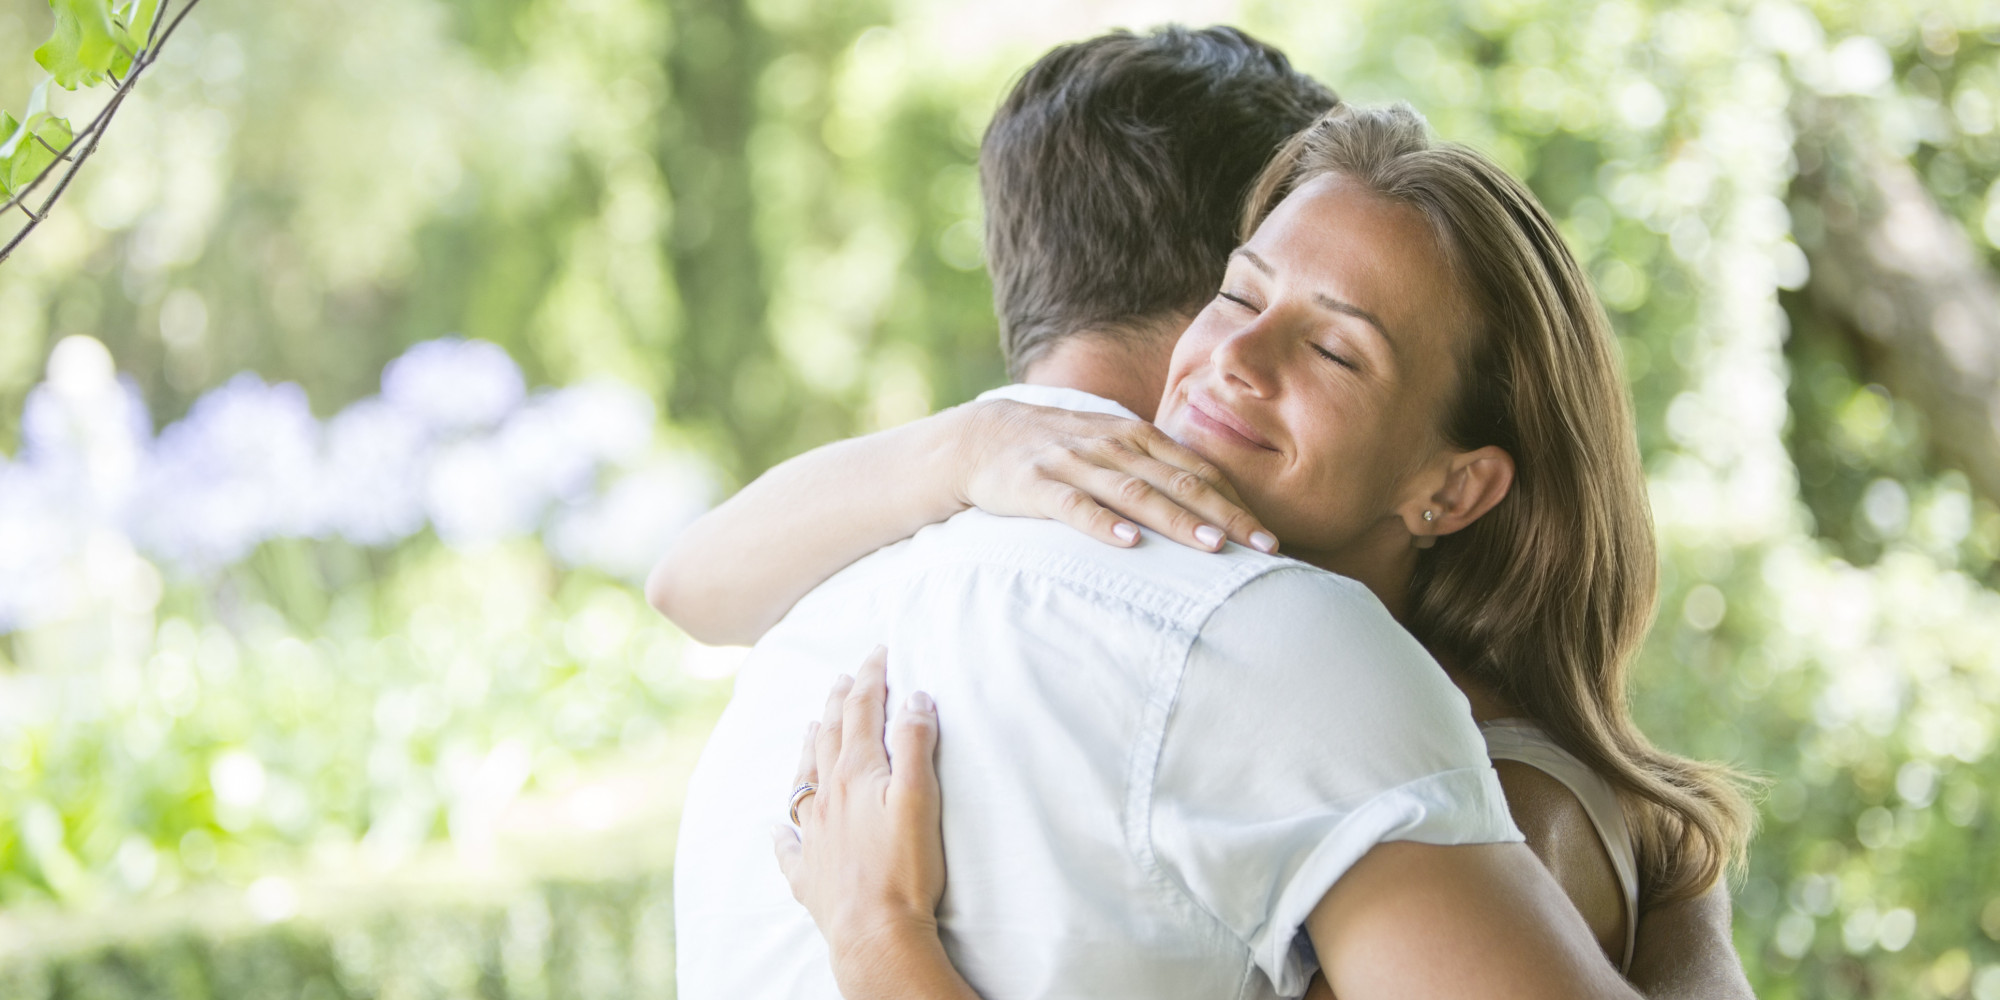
[{"x1": 0, "y1": 336, "x2": 715, "y2": 632}]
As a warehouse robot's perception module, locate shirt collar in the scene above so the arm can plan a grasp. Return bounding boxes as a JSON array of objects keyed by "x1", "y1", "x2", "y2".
[{"x1": 973, "y1": 383, "x2": 1144, "y2": 422}]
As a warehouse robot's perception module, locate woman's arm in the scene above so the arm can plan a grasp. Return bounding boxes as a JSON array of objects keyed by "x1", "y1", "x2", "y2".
[
  {"x1": 648, "y1": 400, "x2": 1275, "y2": 646},
  {"x1": 647, "y1": 413, "x2": 967, "y2": 646},
  {"x1": 1626, "y1": 883, "x2": 1755, "y2": 1000},
  {"x1": 773, "y1": 663, "x2": 1737, "y2": 1000},
  {"x1": 1307, "y1": 841, "x2": 1643, "y2": 1000},
  {"x1": 773, "y1": 648, "x2": 981, "y2": 1000}
]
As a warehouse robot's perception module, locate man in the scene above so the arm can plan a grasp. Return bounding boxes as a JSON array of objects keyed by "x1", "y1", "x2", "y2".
[
  {"x1": 664, "y1": 26, "x2": 1704, "y2": 1000},
  {"x1": 978, "y1": 25, "x2": 1337, "y2": 421}
]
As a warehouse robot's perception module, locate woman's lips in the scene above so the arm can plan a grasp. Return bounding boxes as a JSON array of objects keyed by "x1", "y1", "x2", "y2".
[{"x1": 1183, "y1": 391, "x2": 1276, "y2": 451}]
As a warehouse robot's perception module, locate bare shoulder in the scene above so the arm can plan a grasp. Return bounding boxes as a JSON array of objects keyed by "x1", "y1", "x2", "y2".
[
  {"x1": 1492, "y1": 760, "x2": 1598, "y2": 844},
  {"x1": 1492, "y1": 760, "x2": 1628, "y2": 963}
]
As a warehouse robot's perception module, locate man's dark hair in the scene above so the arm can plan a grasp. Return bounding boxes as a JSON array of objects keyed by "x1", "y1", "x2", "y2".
[{"x1": 982, "y1": 25, "x2": 1337, "y2": 377}]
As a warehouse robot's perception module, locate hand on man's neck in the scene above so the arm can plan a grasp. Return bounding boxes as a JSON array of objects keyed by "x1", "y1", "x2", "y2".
[{"x1": 1016, "y1": 320, "x2": 1185, "y2": 423}]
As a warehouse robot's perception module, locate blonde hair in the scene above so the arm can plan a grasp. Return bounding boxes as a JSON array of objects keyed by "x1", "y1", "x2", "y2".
[{"x1": 1243, "y1": 103, "x2": 1753, "y2": 904}]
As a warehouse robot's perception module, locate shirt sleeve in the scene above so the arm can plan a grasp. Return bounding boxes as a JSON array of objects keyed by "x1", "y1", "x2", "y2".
[{"x1": 1146, "y1": 566, "x2": 1522, "y2": 996}]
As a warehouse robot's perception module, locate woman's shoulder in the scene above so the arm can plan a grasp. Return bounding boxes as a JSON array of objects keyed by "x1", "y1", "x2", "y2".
[
  {"x1": 1484, "y1": 738, "x2": 1617, "y2": 846},
  {"x1": 1481, "y1": 719, "x2": 1639, "y2": 971},
  {"x1": 1479, "y1": 719, "x2": 1636, "y2": 870}
]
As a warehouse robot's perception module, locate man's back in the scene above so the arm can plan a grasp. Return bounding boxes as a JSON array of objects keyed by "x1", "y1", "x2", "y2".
[{"x1": 674, "y1": 450, "x2": 1518, "y2": 999}]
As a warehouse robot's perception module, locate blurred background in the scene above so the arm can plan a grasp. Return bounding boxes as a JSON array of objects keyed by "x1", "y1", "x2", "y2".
[{"x1": 0, "y1": 0, "x2": 1996, "y2": 996}]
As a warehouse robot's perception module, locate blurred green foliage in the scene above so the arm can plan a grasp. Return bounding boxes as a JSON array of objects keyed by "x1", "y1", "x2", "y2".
[
  {"x1": 3, "y1": 0, "x2": 2000, "y2": 998},
  {"x1": 0, "y1": 872, "x2": 678, "y2": 999},
  {"x1": 0, "y1": 540, "x2": 727, "y2": 900}
]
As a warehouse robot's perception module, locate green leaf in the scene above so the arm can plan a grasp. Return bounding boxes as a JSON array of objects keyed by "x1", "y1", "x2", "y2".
[
  {"x1": 0, "y1": 107, "x2": 73, "y2": 200},
  {"x1": 0, "y1": 113, "x2": 21, "y2": 198},
  {"x1": 37, "y1": 116, "x2": 75, "y2": 155},
  {"x1": 34, "y1": 0, "x2": 123, "y2": 90},
  {"x1": 106, "y1": 0, "x2": 158, "y2": 77},
  {"x1": 115, "y1": 0, "x2": 160, "y2": 47},
  {"x1": 0, "y1": 78, "x2": 53, "y2": 162},
  {"x1": 5, "y1": 132, "x2": 58, "y2": 199}
]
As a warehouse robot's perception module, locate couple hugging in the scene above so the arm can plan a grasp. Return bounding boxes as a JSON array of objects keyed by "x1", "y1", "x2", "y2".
[{"x1": 651, "y1": 25, "x2": 1755, "y2": 1000}]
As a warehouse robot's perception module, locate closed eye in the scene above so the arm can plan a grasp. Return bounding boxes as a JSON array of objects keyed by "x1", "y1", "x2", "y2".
[
  {"x1": 1221, "y1": 290, "x2": 1357, "y2": 371},
  {"x1": 1311, "y1": 342, "x2": 1359, "y2": 371}
]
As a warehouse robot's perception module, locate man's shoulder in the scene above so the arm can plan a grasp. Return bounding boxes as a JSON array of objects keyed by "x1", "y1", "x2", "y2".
[
  {"x1": 1185, "y1": 557, "x2": 1467, "y2": 730},
  {"x1": 822, "y1": 510, "x2": 1330, "y2": 632}
]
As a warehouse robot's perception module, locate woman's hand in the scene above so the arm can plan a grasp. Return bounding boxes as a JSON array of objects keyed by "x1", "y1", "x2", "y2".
[
  {"x1": 648, "y1": 397, "x2": 1275, "y2": 649},
  {"x1": 774, "y1": 647, "x2": 973, "y2": 999},
  {"x1": 949, "y1": 399, "x2": 1278, "y2": 554}
]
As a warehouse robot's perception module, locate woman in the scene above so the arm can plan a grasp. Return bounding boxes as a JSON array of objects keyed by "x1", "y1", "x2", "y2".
[{"x1": 652, "y1": 103, "x2": 1753, "y2": 996}]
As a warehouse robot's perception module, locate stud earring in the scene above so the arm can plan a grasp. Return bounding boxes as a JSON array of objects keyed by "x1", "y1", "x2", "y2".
[{"x1": 1413, "y1": 509, "x2": 1438, "y2": 549}]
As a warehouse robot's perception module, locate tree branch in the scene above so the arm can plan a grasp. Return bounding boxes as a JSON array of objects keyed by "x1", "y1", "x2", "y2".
[{"x1": 0, "y1": 0, "x2": 205, "y2": 263}]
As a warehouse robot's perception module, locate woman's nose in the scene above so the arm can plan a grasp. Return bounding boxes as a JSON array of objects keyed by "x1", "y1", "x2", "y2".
[{"x1": 1211, "y1": 316, "x2": 1281, "y2": 397}]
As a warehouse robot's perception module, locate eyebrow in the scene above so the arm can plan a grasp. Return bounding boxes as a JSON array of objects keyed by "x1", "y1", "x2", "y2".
[{"x1": 1231, "y1": 248, "x2": 1397, "y2": 349}]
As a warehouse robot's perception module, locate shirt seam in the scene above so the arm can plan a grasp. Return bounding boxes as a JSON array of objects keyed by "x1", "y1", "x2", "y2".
[
  {"x1": 1122, "y1": 567, "x2": 1339, "y2": 962},
  {"x1": 1119, "y1": 568, "x2": 1343, "y2": 943},
  {"x1": 830, "y1": 527, "x2": 1295, "y2": 631}
]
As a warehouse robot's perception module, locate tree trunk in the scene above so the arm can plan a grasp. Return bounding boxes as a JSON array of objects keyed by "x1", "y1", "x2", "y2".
[
  {"x1": 660, "y1": 0, "x2": 785, "y2": 481},
  {"x1": 1790, "y1": 98, "x2": 2000, "y2": 505}
]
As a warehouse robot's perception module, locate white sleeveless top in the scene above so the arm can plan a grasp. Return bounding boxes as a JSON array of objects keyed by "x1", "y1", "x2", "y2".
[{"x1": 1479, "y1": 719, "x2": 1640, "y2": 973}]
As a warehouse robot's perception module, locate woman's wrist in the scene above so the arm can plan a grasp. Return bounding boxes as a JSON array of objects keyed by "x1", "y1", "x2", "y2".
[
  {"x1": 923, "y1": 400, "x2": 991, "y2": 515},
  {"x1": 828, "y1": 911, "x2": 974, "y2": 1000}
]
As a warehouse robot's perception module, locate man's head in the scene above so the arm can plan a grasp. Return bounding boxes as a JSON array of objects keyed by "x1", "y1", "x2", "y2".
[{"x1": 981, "y1": 25, "x2": 1337, "y2": 379}]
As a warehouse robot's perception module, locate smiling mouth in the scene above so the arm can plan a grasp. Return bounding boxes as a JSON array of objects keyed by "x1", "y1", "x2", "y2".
[{"x1": 1183, "y1": 391, "x2": 1276, "y2": 451}]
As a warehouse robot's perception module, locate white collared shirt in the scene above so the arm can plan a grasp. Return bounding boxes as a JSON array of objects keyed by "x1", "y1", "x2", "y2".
[{"x1": 674, "y1": 384, "x2": 1521, "y2": 1000}]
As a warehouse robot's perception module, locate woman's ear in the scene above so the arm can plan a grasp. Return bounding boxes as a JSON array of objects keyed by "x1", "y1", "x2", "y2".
[{"x1": 1404, "y1": 446, "x2": 1514, "y2": 547}]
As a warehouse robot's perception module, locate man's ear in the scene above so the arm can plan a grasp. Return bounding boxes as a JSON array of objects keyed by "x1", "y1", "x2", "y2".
[{"x1": 1401, "y1": 446, "x2": 1514, "y2": 547}]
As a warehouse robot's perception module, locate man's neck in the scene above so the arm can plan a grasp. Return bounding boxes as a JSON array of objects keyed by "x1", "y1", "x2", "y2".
[{"x1": 1017, "y1": 325, "x2": 1180, "y2": 422}]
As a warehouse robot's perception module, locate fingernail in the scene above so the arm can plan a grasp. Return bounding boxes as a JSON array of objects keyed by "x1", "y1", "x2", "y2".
[
  {"x1": 906, "y1": 691, "x2": 934, "y2": 713},
  {"x1": 1250, "y1": 531, "x2": 1277, "y2": 553},
  {"x1": 834, "y1": 674, "x2": 854, "y2": 690},
  {"x1": 1194, "y1": 525, "x2": 1224, "y2": 548},
  {"x1": 807, "y1": 721, "x2": 819, "y2": 738},
  {"x1": 1112, "y1": 523, "x2": 1138, "y2": 543}
]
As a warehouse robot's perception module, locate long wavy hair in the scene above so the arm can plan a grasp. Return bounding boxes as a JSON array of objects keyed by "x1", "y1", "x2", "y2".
[{"x1": 1242, "y1": 103, "x2": 1753, "y2": 904}]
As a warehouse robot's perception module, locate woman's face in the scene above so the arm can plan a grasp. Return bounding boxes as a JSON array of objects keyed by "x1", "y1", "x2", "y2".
[{"x1": 1155, "y1": 171, "x2": 1478, "y2": 572}]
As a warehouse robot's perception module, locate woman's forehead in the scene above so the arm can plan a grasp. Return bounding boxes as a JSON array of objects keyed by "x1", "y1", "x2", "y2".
[{"x1": 1249, "y1": 173, "x2": 1467, "y2": 358}]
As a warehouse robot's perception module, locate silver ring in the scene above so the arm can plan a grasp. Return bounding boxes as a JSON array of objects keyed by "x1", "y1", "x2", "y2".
[{"x1": 787, "y1": 782, "x2": 818, "y2": 826}]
